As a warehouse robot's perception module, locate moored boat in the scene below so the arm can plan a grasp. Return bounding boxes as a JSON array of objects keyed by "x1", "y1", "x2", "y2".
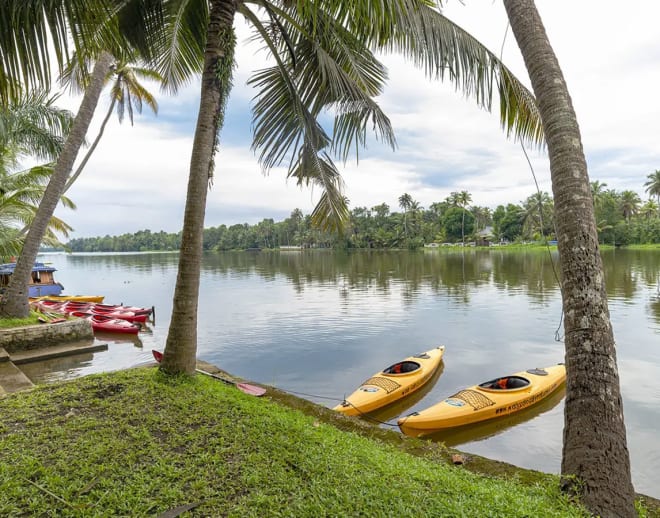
[
  {"x1": 30, "y1": 294, "x2": 105, "y2": 303},
  {"x1": 398, "y1": 363, "x2": 566, "y2": 437},
  {"x1": 334, "y1": 346, "x2": 445, "y2": 416},
  {"x1": 0, "y1": 262, "x2": 64, "y2": 297}
]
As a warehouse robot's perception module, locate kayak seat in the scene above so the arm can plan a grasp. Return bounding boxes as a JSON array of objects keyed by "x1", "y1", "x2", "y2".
[
  {"x1": 383, "y1": 361, "x2": 420, "y2": 375},
  {"x1": 479, "y1": 376, "x2": 530, "y2": 390}
]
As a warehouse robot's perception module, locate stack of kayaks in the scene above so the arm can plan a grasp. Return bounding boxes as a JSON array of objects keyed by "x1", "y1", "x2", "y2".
[
  {"x1": 397, "y1": 364, "x2": 566, "y2": 437},
  {"x1": 333, "y1": 346, "x2": 445, "y2": 416}
]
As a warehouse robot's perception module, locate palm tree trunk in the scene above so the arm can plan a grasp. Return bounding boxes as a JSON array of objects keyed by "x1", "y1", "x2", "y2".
[
  {"x1": 503, "y1": 1, "x2": 635, "y2": 516},
  {"x1": 0, "y1": 52, "x2": 114, "y2": 318},
  {"x1": 159, "y1": 0, "x2": 237, "y2": 375}
]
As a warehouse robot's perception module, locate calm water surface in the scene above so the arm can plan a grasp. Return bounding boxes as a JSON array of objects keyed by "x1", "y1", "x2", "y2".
[{"x1": 30, "y1": 249, "x2": 660, "y2": 498}]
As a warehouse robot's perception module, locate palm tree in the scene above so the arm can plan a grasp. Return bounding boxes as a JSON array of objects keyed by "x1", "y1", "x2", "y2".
[
  {"x1": 644, "y1": 169, "x2": 660, "y2": 205},
  {"x1": 0, "y1": 89, "x2": 72, "y2": 166},
  {"x1": 619, "y1": 190, "x2": 641, "y2": 222},
  {"x1": 398, "y1": 193, "x2": 413, "y2": 237},
  {"x1": 0, "y1": 52, "x2": 115, "y2": 317},
  {"x1": 640, "y1": 199, "x2": 659, "y2": 220},
  {"x1": 0, "y1": 166, "x2": 75, "y2": 258},
  {"x1": 456, "y1": 190, "x2": 472, "y2": 244},
  {"x1": 521, "y1": 191, "x2": 553, "y2": 240},
  {"x1": 0, "y1": 90, "x2": 75, "y2": 259},
  {"x1": 0, "y1": 2, "x2": 162, "y2": 317},
  {"x1": 147, "y1": 1, "x2": 548, "y2": 374},
  {"x1": 1, "y1": 1, "x2": 546, "y2": 370},
  {"x1": 503, "y1": 1, "x2": 635, "y2": 515}
]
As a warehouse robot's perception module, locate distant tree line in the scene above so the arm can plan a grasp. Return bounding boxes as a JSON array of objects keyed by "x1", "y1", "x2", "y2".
[{"x1": 67, "y1": 182, "x2": 660, "y2": 253}]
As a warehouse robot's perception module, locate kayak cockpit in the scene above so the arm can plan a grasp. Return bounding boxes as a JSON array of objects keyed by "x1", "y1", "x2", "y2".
[
  {"x1": 478, "y1": 375, "x2": 530, "y2": 391},
  {"x1": 383, "y1": 361, "x2": 421, "y2": 375}
]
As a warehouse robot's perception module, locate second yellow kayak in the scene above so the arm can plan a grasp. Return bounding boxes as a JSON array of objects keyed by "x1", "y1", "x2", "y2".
[
  {"x1": 30, "y1": 294, "x2": 105, "y2": 303},
  {"x1": 398, "y1": 363, "x2": 566, "y2": 437},
  {"x1": 334, "y1": 346, "x2": 445, "y2": 417}
]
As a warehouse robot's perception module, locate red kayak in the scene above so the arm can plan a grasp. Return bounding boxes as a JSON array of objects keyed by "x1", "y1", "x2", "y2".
[
  {"x1": 94, "y1": 303, "x2": 153, "y2": 315},
  {"x1": 63, "y1": 301, "x2": 152, "y2": 317},
  {"x1": 71, "y1": 311, "x2": 140, "y2": 334},
  {"x1": 90, "y1": 307, "x2": 148, "y2": 323}
]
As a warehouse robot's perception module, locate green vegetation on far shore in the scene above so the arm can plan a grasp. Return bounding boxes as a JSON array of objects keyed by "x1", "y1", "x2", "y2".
[{"x1": 0, "y1": 367, "x2": 597, "y2": 517}]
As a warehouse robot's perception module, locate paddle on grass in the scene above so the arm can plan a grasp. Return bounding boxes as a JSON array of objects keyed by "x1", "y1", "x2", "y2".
[{"x1": 152, "y1": 350, "x2": 266, "y2": 396}]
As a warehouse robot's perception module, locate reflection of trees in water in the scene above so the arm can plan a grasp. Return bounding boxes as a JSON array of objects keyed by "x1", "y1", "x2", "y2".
[
  {"x1": 489, "y1": 250, "x2": 561, "y2": 304},
  {"x1": 200, "y1": 250, "x2": 568, "y2": 304},
  {"x1": 649, "y1": 298, "x2": 660, "y2": 326},
  {"x1": 62, "y1": 249, "x2": 660, "y2": 311},
  {"x1": 66, "y1": 251, "x2": 181, "y2": 273},
  {"x1": 601, "y1": 249, "x2": 660, "y2": 301}
]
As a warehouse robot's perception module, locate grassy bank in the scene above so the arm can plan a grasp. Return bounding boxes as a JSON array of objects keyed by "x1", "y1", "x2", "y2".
[
  {"x1": 0, "y1": 368, "x2": 596, "y2": 517},
  {"x1": 0, "y1": 313, "x2": 40, "y2": 329}
]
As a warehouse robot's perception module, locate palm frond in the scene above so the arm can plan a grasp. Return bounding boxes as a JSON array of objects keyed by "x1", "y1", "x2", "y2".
[
  {"x1": 0, "y1": 90, "x2": 73, "y2": 161},
  {"x1": 375, "y1": 3, "x2": 544, "y2": 147},
  {"x1": 152, "y1": 0, "x2": 207, "y2": 93}
]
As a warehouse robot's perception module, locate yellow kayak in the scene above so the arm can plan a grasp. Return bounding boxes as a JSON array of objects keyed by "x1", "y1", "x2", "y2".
[
  {"x1": 398, "y1": 363, "x2": 566, "y2": 437},
  {"x1": 334, "y1": 346, "x2": 445, "y2": 417},
  {"x1": 30, "y1": 294, "x2": 105, "y2": 303}
]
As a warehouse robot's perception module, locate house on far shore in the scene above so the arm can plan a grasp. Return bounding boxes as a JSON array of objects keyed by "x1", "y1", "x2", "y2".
[{"x1": 476, "y1": 226, "x2": 495, "y2": 247}]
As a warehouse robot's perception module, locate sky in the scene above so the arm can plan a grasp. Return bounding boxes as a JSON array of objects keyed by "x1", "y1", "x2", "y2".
[{"x1": 47, "y1": 0, "x2": 660, "y2": 238}]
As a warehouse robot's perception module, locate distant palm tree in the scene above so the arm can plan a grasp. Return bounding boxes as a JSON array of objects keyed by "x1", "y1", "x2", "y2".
[
  {"x1": 644, "y1": 170, "x2": 660, "y2": 205},
  {"x1": 640, "y1": 199, "x2": 659, "y2": 220},
  {"x1": 60, "y1": 56, "x2": 163, "y2": 193},
  {"x1": 398, "y1": 193, "x2": 413, "y2": 237},
  {"x1": 590, "y1": 180, "x2": 607, "y2": 207},
  {"x1": 619, "y1": 190, "x2": 641, "y2": 222},
  {"x1": 455, "y1": 190, "x2": 472, "y2": 244}
]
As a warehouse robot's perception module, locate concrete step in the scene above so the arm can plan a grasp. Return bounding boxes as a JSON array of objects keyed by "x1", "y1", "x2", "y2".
[
  {"x1": 0, "y1": 347, "x2": 9, "y2": 363},
  {"x1": 10, "y1": 341, "x2": 108, "y2": 365},
  {"x1": 0, "y1": 361, "x2": 35, "y2": 394}
]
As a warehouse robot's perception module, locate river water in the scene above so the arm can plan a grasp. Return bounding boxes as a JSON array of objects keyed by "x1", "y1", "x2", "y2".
[{"x1": 26, "y1": 249, "x2": 660, "y2": 498}]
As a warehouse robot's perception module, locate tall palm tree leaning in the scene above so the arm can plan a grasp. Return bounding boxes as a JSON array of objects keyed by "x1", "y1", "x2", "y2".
[
  {"x1": 0, "y1": 53, "x2": 114, "y2": 316},
  {"x1": 0, "y1": 1, "x2": 161, "y2": 316},
  {"x1": 503, "y1": 1, "x2": 636, "y2": 515},
  {"x1": 148, "y1": 0, "x2": 546, "y2": 375}
]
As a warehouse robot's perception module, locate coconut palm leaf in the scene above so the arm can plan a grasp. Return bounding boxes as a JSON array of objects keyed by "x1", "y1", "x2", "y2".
[{"x1": 0, "y1": 90, "x2": 73, "y2": 162}]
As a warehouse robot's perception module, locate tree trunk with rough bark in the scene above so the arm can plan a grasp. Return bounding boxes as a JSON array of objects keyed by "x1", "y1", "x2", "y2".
[
  {"x1": 159, "y1": 0, "x2": 237, "y2": 375},
  {"x1": 0, "y1": 52, "x2": 114, "y2": 318},
  {"x1": 502, "y1": 1, "x2": 635, "y2": 516}
]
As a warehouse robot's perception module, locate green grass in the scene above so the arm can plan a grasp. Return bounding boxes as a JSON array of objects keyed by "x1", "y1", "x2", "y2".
[
  {"x1": 0, "y1": 312, "x2": 41, "y2": 329},
  {"x1": 0, "y1": 368, "x2": 595, "y2": 517}
]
